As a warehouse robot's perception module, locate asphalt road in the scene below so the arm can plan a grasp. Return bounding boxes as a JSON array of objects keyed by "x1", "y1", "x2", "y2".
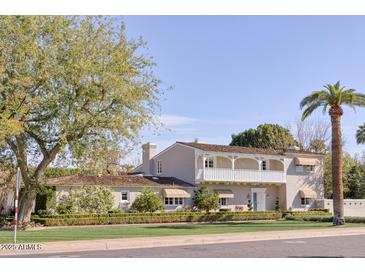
[{"x1": 3, "y1": 234, "x2": 365, "y2": 258}]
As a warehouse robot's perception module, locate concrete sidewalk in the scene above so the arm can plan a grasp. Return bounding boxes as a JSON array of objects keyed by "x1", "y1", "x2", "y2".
[{"x1": 2, "y1": 227, "x2": 365, "y2": 256}]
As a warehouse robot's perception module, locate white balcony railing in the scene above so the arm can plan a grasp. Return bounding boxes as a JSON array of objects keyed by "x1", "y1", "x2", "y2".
[{"x1": 196, "y1": 168, "x2": 286, "y2": 183}]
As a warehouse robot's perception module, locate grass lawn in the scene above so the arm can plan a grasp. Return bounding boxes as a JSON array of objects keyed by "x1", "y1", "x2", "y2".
[{"x1": 1, "y1": 220, "x2": 364, "y2": 244}]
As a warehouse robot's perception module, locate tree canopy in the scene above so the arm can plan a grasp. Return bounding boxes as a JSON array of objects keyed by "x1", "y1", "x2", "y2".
[
  {"x1": 323, "y1": 152, "x2": 365, "y2": 199},
  {"x1": 57, "y1": 185, "x2": 114, "y2": 214},
  {"x1": 230, "y1": 124, "x2": 298, "y2": 150},
  {"x1": 0, "y1": 16, "x2": 162, "y2": 221},
  {"x1": 192, "y1": 186, "x2": 219, "y2": 212},
  {"x1": 131, "y1": 189, "x2": 163, "y2": 213}
]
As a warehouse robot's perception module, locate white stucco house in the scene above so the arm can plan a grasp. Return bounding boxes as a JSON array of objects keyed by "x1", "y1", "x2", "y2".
[{"x1": 129, "y1": 141, "x2": 325, "y2": 211}]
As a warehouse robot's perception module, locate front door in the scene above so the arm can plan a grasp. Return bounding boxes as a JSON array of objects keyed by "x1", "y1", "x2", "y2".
[{"x1": 251, "y1": 188, "x2": 266, "y2": 211}]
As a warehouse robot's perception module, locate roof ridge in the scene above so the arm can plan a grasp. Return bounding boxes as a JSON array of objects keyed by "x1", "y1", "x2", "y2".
[{"x1": 177, "y1": 141, "x2": 324, "y2": 155}]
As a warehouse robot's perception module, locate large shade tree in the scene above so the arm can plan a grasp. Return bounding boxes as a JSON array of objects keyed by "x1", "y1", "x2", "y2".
[
  {"x1": 230, "y1": 123, "x2": 298, "y2": 150},
  {"x1": 0, "y1": 16, "x2": 161, "y2": 222},
  {"x1": 300, "y1": 81, "x2": 365, "y2": 225}
]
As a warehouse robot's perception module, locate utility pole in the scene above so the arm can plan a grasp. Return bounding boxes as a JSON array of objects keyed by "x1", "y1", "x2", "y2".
[{"x1": 13, "y1": 168, "x2": 21, "y2": 244}]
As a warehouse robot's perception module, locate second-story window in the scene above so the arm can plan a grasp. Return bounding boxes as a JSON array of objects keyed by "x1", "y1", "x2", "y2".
[
  {"x1": 262, "y1": 161, "x2": 267, "y2": 170},
  {"x1": 205, "y1": 158, "x2": 214, "y2": 168},
  {"x1": 157, "y1": 160, "x2": 162, "y2": 174}
]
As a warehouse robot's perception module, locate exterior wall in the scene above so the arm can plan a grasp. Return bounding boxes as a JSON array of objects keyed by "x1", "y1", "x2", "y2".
[
  {"x1": 235, "y1": 158, "x2": 259, "y2": 169},
  {"x1": 216, "y1": 156, "x2": 231, "y2": 168},
  {"x1": 152, "y1": 144, "x2": 196, "y2": 183},
  {"x1": 203, "y1": 183, "x2": 284, "y2": 211},
  {"x1": 131, "y1": 142, "x2": 326, "y2": 212},
  {"x1": 55, "y1": 186, "x2": 195, "y2": 212},
  {"x1": 284, "y1": 154, "x2": 324, "y2": 210},
  {"x1": 268, "y1": 159, "x2": 284, "y2": 171},
  {"x1": 317, "y1": 199, "x2": 365, "y2": 217},
  {"x1": 197, "y1": 156, "x2": 203, "y2": 169}
]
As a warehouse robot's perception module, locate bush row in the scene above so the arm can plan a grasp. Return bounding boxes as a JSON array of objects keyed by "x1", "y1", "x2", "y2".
[
  {"x1": 33, "y1": 210, "x2": 281, "y2": 219},
  {"x1": 34, "y1": 209, "x2": 330, "y2": 219},
  {"x1": 281, "y1": 210, "x2": 330, "y2": 218},
  {"x1": 32, "y1": 211, "x2": 283, "y2": 226},
  {"x1": 285, "y1": 215, "x2": 365, "y2": 223}
]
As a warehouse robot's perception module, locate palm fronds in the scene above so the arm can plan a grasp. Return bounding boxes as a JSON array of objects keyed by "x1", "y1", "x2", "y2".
[
  {"x1": 356, "y1": 124, "x2": 365, "y2": 144},
  {"x1": 300, "y1": 81, "x2": 365, "y2": 121}
]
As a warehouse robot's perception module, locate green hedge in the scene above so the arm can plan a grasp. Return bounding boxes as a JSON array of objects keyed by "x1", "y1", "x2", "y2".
[
  {"x1": 281, "y1": 210, "x2": 330, "y2": 218},
  {"x1": 35, "y1": 210, "x2": 280, "y2": 219},
  {"x1": 32, "y1": 211, "x2": 282, "y2": 226},
  {"x1": 31, "y1": 210, "x2": 334, "y2": 226},
  {"x1": 300, "y1": 216, "x2": 365, "y2": 224}
]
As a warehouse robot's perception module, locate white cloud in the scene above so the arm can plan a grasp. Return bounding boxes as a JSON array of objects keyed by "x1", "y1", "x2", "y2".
[{"x1": 159, "y1": 114, "x2": 198, "y2": 127}]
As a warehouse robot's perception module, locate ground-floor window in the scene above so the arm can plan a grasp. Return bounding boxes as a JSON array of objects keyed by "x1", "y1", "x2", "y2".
[
  {"x1": 121, "y1": 191, "x2": 129, "y2": 201},
  {"x1": 301, "y1": 197, "x2": 312, "y2": 205},
  {"x1": 164, "y1": 197, "x2": 184, "y2": 206},
  {"x1": 219, "y1": 198, "x2": 227, "y2": 206},
  {"x1": 296, "y1": 165, "x2": 314, "y2": 173}
]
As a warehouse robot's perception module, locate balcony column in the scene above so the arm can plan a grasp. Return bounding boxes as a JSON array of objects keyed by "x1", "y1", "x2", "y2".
[
  {"x1": 258, "y1": 160, "x2": 262, "y2": 181},
  {"x1": 202, "y1": 155, "x2": 206, "y2": 179},
  {"x1": 231, "y1": 157, "x2": 235, "y2": 170},
  {"x1": 231, "y1": 157, "x2": 235, "y2": 181}
]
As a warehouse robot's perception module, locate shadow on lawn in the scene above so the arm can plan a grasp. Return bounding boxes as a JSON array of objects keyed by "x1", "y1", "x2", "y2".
[
  {"x1": 146, "y1": 225, "x2": 200, "y2": 230},
  {"x1": 145, "y1": 222, "x2": 262, "y2": 230}
]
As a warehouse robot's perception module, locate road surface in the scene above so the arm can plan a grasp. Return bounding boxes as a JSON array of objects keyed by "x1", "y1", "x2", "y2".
[{"x1": 4, "y1": 234, "x2": 365, "y2": 258}]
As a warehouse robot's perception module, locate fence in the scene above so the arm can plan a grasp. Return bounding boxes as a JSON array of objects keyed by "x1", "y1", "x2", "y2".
[{"x1": 316, "y1": 199, "x2": 365, "y2": 217}]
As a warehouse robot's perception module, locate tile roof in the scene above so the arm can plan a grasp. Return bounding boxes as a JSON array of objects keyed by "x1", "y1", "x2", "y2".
[
  {"x1": 177, "y1": 142, "x2": 324, "y2": 156},
  {"x1": 45, "y1": 175, "x2": 194, "y2": 188}
]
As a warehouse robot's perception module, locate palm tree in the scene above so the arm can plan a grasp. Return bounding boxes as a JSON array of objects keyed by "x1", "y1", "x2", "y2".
[
  {"x1": 356, "y1": 124, "x2": 365, "y2": 144},
  {"x1": 300, "y1": 81, "x2": 365, "y2": 225}
]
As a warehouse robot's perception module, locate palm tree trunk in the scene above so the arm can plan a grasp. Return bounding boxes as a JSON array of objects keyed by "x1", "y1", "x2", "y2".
[{"x1": 330, "y1": 106, "x2": 345, "y2": 225}]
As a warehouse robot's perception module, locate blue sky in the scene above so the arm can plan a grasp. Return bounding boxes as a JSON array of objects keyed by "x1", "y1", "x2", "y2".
[{"x1": 123, "y1": 16, "x2": 365, "y2": 159}]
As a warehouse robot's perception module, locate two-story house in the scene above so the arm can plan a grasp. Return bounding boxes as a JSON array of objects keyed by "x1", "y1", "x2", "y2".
[{"x1": 131, "y1": 141, "x2": 324, "y2": 211}]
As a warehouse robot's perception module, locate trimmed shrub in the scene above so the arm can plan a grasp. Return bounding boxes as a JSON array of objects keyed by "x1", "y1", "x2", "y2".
[
  {"x1": 32, "y1": 211, "x2": 283, "y2": 226},
  {"x1": 274, "y1": 197, "x2": 280, "y2": 211},
  {"x1": 281, "y1": 210, "x2": 331, "y2": 218},
  {"x1": 300, "y1": 216, "x2": 365, "y2": 224},
  {"x1": 302, "y1": 216, "x2": 333, "y2": 222},
  {"x1": 56, "y1": 204, "x2": 75, "y2": 215},
  {"x1": 308, "y1": 208, "x2": 330, "y2": 213},
  {"x1": 131, "y1": 189, "x2": 163, "y2": 213},
  {"x1": 345, "y1": 216, "x2": 365, "y2": 223},
  {"x1": 57, "y1": 185, "x2": 114, "y2": 214},
  {"x1": 193, "y1": 186, "x2": 219, "y2": 212},
  {"x1": 35, "y1": 186, "x2": 57, "y2": 213},
  {"x1": 284, "y1": 215, "x2": 303, "y2": 221}
]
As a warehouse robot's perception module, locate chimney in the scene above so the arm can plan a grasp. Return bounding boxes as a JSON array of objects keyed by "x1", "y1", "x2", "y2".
[{"x1": 142, "y1": 143, "x2": 157, "y2": 175}]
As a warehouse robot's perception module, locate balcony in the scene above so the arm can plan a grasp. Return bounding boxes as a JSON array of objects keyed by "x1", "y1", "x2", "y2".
[
  {"x1": 195, "y1": 155, "x2": 286, "y2": 183},
  {"x1": 195, "y1": 168, "x2": 286, "y2": 183}
]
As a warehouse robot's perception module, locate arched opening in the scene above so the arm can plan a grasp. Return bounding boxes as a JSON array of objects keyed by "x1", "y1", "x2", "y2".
[
  {"x1": 268, "y1": 159, "x2": 284, "y2": 171},
  {"x1": 234, "y1": 158, "x2": 259, "y2": 170},
  {"x1": 215, "y1": 156, "x2": 232, "y2": 169}
]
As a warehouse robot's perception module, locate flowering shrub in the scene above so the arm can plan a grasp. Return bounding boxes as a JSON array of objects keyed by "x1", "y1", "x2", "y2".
[{"x1": 57, "y1": 185, "x2": 114, "y2": 214}]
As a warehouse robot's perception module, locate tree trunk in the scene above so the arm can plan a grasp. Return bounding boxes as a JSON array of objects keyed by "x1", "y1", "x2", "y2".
[
  {"x1": 329, "y1": 105, "x2": 345, "y2": 225},
  {"x1": 18, "y1": 190, "x2": 36, "y2": 223}
]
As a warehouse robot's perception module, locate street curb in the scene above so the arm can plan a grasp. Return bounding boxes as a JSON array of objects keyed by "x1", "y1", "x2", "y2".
[{"x1": 2, "y1": 227, "x2": 365, "y2": 256}]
